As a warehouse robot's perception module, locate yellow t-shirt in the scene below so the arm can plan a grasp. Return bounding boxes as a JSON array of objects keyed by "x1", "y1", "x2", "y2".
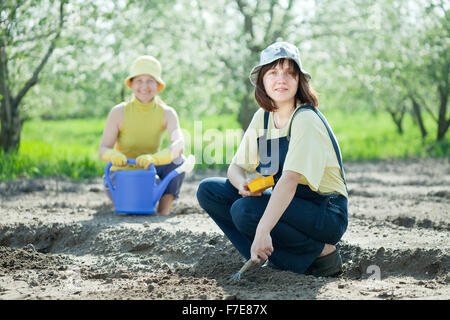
[
  {"x1": 111, "y1": 98, "x2": 165, "y2": 171},
  {"x1": 232, "y1": 107, "x2": 348, "y2": 198}
]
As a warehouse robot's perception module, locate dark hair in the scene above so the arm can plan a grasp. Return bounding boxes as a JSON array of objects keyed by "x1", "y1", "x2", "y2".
[{"x1": 254, "y1": 58, "x2": 319, "y2": 112}]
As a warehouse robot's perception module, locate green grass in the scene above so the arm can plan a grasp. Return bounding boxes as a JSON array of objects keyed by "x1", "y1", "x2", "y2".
[
  {"x1": 1, "y1": 118, "x2": 106, "y2": 180},
  {"x1": 0, "y1": 110, "x2": 448, "y2": 180},
  {"x1": 325, "y1": 109, "x2": 449, "y2": 160}
]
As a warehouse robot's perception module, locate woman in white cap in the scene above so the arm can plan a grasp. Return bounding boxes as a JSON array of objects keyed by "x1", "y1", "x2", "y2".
[
  {"x1": 99, "y1": 55, "x2": 185, "y2": 215},
  {"x1": 197, "y1": 42, "x2": 348, "y2": 276}
]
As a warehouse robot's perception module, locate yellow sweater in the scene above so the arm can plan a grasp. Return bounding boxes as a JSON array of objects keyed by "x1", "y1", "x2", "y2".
[{"x1": 111, "y1": 97, "x2": 165, "y2": 171}]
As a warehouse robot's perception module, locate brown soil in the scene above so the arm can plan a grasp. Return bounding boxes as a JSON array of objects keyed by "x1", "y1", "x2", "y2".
[{"x1": 0, "y1": 158, "x2": 449, "y2": 300}]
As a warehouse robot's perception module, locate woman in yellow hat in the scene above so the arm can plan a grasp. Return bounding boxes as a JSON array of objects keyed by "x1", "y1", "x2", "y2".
[{"x1": 99, "y1": 55, "x2": 185, "y2": 215}]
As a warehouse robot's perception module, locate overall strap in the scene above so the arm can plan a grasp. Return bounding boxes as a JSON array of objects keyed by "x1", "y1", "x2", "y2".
[
  {"x1": 263, "y1": 111, "x2": 269, "y2": 131},
  {"x1": 287, "y1": 105, "x2": 313, "y2": 138},
  {"x1": 288, "y1": 106, "x2": 348, "y2": 190}
]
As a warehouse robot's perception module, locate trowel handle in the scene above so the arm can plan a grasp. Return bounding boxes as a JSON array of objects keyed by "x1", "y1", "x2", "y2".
[{"x1": 239, "y1": 259, "x2": 254, "y2": 273}]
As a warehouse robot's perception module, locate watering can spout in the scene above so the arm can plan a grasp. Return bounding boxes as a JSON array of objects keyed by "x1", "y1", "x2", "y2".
[
  {"x1": 154, "y1": 155, "x2": 196, "y2": 204},
  {"x1": 154, "y1": 170, "x2": 178, "y2": 203}
]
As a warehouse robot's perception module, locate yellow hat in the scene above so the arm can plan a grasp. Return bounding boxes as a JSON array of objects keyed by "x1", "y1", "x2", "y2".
[{"x1": 124, "y1": 55, "x2": 165, "y2": 92}]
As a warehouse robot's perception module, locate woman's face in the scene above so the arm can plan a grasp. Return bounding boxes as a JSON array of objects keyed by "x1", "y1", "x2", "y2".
[
  {"x1": 262, "y1": 59, "x2": 299, "y2": 108},
  {"x1": 130, "y1": 74, "x2": 159, "y2": 103}
]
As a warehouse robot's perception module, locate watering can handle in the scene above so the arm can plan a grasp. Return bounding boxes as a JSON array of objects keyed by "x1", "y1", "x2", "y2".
[{"x1": 104, "y1": 159, "x2": 139, "y2": 192}]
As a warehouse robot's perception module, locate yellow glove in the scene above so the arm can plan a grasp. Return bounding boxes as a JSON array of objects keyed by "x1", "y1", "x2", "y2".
[
  {"x1": 102, "y1": 149, "x2": 127, "y2": 167},
  {"x1": 151, "y1": 148, "x2": 173, "y2": 166},
  {"x1": 136, "y1": 154, "x2": 156, "y2": 168}
]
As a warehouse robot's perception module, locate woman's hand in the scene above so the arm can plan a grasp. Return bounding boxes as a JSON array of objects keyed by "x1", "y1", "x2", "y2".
[
  {"x1": 238, "y1": 179, "x2": 262, "y2": 197},
  {"x1": 227, "y1": 163, "x2": 261, "y2": 197},
  {"x1": 102, "y1": 149, "x2": 127, "y2": 167},
  {"x1": 136, "y1": 154, "x2": 156, "y2": 168},
  {"x1": 250, "y1": 230, "x2": 274, "y2": 264}
]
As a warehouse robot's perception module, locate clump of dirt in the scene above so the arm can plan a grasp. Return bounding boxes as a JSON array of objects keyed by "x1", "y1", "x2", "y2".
[{"x1": 0, "y1": 245, "x2": 72, "y2": 271}]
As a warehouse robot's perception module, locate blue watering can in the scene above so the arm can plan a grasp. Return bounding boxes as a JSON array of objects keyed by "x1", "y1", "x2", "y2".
[{"x1": 104, "y1": 155, "x2": 195, "y2": 215}]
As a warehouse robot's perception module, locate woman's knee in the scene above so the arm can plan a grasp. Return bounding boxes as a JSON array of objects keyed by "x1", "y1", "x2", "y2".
[
  {"x1": 230, "y1": 198, "x2": 260, "y2": 233},
  {"x1": 332, "y1": 222, "x2": 348, "y2": 245},
  {"x1": 196, "y1": 177, "x2": 232, "y2": 211},
  {"x1": 325, "y1": 220, "x2": 347, "y2": 245},
  {"x1": 196, "y1": 177, "x2": 219, "y2": 201}
]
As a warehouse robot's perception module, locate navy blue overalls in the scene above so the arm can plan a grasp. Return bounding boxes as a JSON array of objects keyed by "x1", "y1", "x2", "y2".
[{"x1": 196, "y1": 106, "x2": 348, "y2": 274}]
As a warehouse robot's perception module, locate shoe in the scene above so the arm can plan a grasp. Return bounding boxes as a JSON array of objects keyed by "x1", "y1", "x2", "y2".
[{"x1": 304, "y1": 248, "x2": 343, "y2": 277}]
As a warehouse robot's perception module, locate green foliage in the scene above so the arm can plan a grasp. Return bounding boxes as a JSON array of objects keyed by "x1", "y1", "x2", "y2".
[
  {"x1": 313, "y1": 0, "x2": 449, "y2": 140},
  {"x1": 0, "y1": 151, "x2": 101, "y2": 180},
  {"x1": 6, "y1": 0, "x2": 447, "y2": 127},
  {"x1": 0, "y1": 118, "x2": 106, "y2": 180},
  {"x1": 0, "y1": 111, "x2": 448, "y2": 181},
  {"x1": 324, "y1": 107, "x2": 448, "y2": 160},
  {"x1": 2, "y1": 0, "x2": 449, "y2": 163}
]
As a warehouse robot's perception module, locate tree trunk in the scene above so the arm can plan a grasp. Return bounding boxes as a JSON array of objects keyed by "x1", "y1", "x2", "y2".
[
  {"x1": 0, "y1": 98, "x2": 21, "y2": 153},
  {"x1": 437, "y1": 84, "x2": 449, "y2": 141},
  {"x1": 234, "y1": 0, "x2": 294, "y2": 130},
  {"x1": 0, "y1": 0, "x2": 66, "y2": 153},
  {"x1": 0, "y1": 45, "x2": 21, "y2": 153},
  {"x1": 237, "y1": 49, "x2": 260, "y2": 129},
  {"x1": 238, "y1": 90, "x2": 257, "y2": 130},
  {"x1": 387, "y1": 105, "x2": 406, "y2": 135},
  {"x1": 120, "y1": 86, "x2": 125, "y2": 102},
  {"x1": 410, "y1": 96, "x2": 427, "y2": 139}
]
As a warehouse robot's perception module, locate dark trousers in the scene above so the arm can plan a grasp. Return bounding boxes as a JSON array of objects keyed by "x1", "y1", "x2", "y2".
[{"x1": 196, "y1": 177, "x2": 348, "y2": 274}]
